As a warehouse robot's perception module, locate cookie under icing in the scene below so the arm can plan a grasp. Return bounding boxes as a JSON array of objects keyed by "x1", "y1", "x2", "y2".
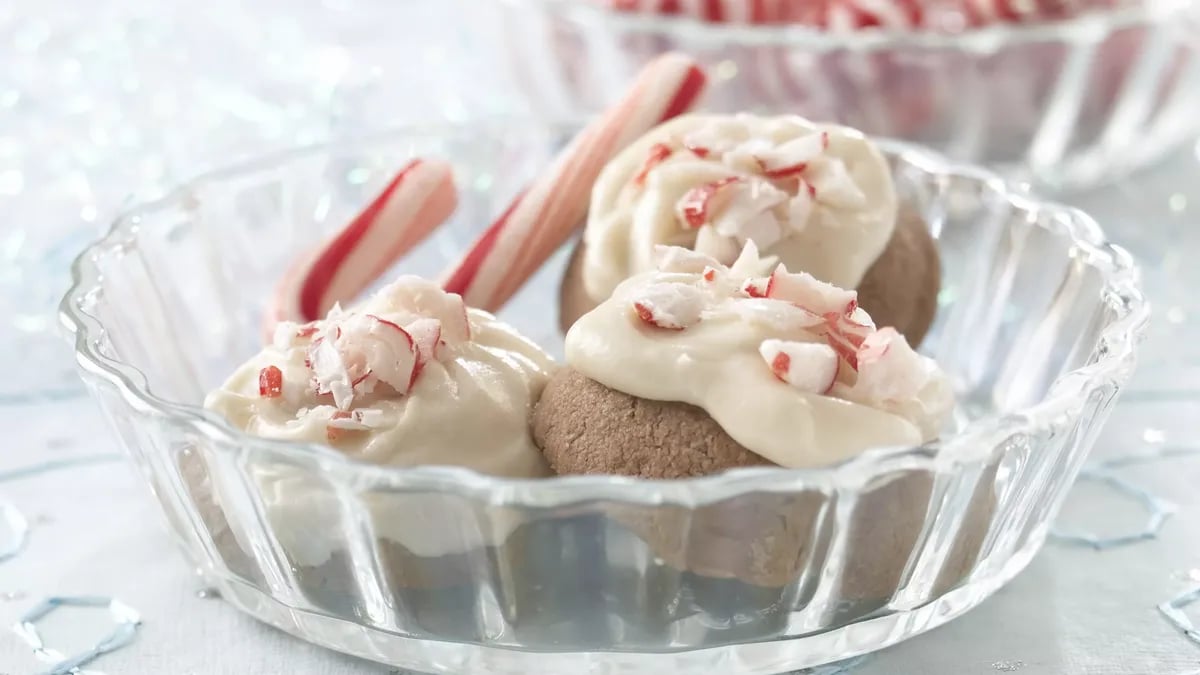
[{"x1": 565, "y1": 244, "x2": 953, "y2": 468}]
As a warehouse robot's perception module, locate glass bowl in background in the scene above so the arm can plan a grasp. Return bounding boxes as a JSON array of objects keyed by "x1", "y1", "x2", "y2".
[
  {"x1": 490, "y1": 0, "x2": 1200, "y2": 191},
  {"x1": 60, "y1": 122, "x2": 1146, "y2": 674}
]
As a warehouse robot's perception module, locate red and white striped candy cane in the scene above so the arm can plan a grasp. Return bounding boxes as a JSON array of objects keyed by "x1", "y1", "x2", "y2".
[
  {"x1": 608, "y1": 0, "x2": 693, "y2": 16},
  {"x1": 264, "y1": 158, "x2": 457, "y2": 338},
  {"x1": 609, "y1": 0, "x2": 659, "y2": 13},
  {"x1": 812, "y1": 0, "x2": 921, "y2": 29},
  {"x1": 609, "y1": 0, "x2": 778, "y2": 22},
  {"x1": 609, "y1": 0, "x2": 1096, "y2": 28},
  {"x1": 441, "y1": 52, "x2": 708, "y2": 312}
]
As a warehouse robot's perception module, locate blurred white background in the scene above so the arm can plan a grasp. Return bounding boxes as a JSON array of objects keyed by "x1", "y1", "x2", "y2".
[{"x1": 2, "y1": 1, "x2": 1200, "y2": 674}]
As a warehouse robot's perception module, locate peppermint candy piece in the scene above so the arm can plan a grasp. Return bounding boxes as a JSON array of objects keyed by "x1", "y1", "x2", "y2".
[
  {"x1": 379, "y1": 276, "x2": 471, "y2": 343},
  {"x1": 258, "y1": 366, "x2": 283, "y2": 398},
  {"x1": 727, "y1": 239, "x2": 778, "y2": 278},
  {"x1": 759, "y1": 339, "x2": 840, "y2": 393},
  {"x1": 308, "y1": 334, "x2": 356, "y2": 410},
  {"x1": 693, "y1": 225, "x2": 743, "y2": 264},
  {"x1": 631, "y1": 282, "x2": 706, "y2": 330},
  {"x1": 676, "y1": 176, "x2": 743, "y2": 229},
  {"x1": 710, "y1": 178, "x2": 791, "y2": 249},
  {"x1": 755, "y1": 131, "x2": 829, "y2": 178},
  {"x1": 766, "y1": 264, "x2": 859, "y2": 316},
  {"x1": 808, "y1": 158, "x2": 868, "y2": 209},
  {"x1": 850, "y1": 327, "x2": 933, "y2": 402}
]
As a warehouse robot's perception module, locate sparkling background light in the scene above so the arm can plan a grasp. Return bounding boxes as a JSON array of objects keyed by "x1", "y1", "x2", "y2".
[{"x1": 2, "y1": 0, "x2": 1200, "y2": 672}]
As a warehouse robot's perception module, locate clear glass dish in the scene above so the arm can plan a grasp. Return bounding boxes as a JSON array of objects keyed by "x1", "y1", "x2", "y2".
[
  {"x1": 491, "y1": 0, "x2": 1200, "y2": 191},
  {"x1": 60, "y1": 121, "x2": 1146, "y2": 674}
]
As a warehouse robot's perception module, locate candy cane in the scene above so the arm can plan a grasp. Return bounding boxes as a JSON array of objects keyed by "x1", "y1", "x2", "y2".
[
  {"x1": 606, "y1": 0, "x2": 1095, "y2": 28},
  {"x1": 440, "y1": 52, "x2": 708, "y2": 312},
  {"x1": 264, "y1": 158, "x2": 457, "y2": 338},
  {"x1": 609, "y1": 0, "x2": 780, "y2": 22}
]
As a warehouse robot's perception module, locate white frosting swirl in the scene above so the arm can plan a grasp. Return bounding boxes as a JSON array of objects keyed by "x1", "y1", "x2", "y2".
[
  {"x1": 566, "y1": 245, "x2": 953, "y2": 469},
  {"x1": 583, "y1": 113, "x2": 897, "y2": 305},
  {"x1": 205, "y1": 276, "x2": 554, "y2": 478}
]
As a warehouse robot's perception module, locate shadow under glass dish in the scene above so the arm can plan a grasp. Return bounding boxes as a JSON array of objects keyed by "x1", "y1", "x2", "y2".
[{"x1": 60, "y1": 121, "x2": 1145, "y2": 674}]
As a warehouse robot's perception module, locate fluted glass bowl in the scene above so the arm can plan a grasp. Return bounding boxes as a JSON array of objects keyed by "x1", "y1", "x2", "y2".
[
  {"x1": 61, "y1": 122, "x2": 1146, "y2": 674},
  {"x1": 492, "y1": 0, "x2": 1200, "y2": 191}
]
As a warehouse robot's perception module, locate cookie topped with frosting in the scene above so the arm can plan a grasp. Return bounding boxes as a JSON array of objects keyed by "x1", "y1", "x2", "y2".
[
  {"x1": 560, "y1": 113, "x2": 940, "y2": 347},
  {"x1": 536, "y1": 243, "x2": 953, "y2": 475},
  {"x1": 206, "y1": 277, "x2": 555, "y2": 478}
]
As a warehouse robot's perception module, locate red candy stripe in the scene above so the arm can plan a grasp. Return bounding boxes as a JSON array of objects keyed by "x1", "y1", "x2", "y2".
[
  {"x1": 439, "y1": 52, "x2": 709, "y2": 313},
  {"x1": 263, "y1": 158, "x2": 458, "y2": 340}
]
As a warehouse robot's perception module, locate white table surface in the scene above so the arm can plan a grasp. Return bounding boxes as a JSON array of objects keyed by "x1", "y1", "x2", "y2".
[{"x1": 2, "y1": 2, "x2": 1200, "y2": 674}]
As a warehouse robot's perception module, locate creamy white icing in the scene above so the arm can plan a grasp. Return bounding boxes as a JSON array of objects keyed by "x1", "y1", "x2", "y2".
[
  {"x1": 204, "y1": 277, "x2": 556, "y2": 563},
  {"x1": 566, "y1": 244, "x2": 953, "y2": 469},
  {"x1": 583, "y1": 113, "x2": 898, "y2": 306},
  {"x1": 205, "y1": 276, "x2": 555, "y2": 478}
]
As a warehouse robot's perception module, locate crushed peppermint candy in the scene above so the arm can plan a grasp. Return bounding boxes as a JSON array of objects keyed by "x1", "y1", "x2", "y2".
[
  {"x1": 258, "y1": 365, "x2": 283, "y2": 398},
  {"x1": 842, "y1": 327, "x2": 932, "y2": 404},
  {"x1": 631, "y1": 281, "x2": 706, "y2": 330},
  {"x1": 639, "y1": 244, "x2": 942, "y2": 411},
  {"x1": 728, "y1": 240, "x2": 777, "y2": 278},
  {"x1": 693, "y1": 224, "x2": 742, "y2": 263},
  {"x1": 787, "y1": 182, "x2": 815, "y2": 231},
  {"x1": 824, "y1": 312, "x2": 875, "y2": 369},
  {"x1": 307, "y1": 333, "x2": 358, "y2": 409},
  {"x1": 755, "y1": 132, "x2": 829, "y2": 179},
  {"x1": 742, "y1": 275, "x2": 771, "y2": 298},
  {"x1": 708, "y1": 179, "x2": 790, "y2": 248},
  {"x1": 759, "y1": 264, "x2": 858, "y2": 316},
  {"x1": 805, "y1": 158, "x2": 867, "y2": 209},
  {"x1": 676, "y1": 177, "x2": 742, "y2": 229},
  {"x1": 759, "y1": 340, "x2": 840, "y2": 394},
  {"x1": 266, "y1": 277, "x2": 475, "y2": 412},
  {"x1": 626, "y1": 120, "x2": 870, "y2": 261},
  {"x1": 674, "y1": 176, "x2": 805, "y2": 253}
]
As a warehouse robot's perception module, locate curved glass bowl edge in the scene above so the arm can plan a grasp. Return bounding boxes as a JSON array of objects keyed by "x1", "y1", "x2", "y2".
[{"x1": 57, "y1": 120, "x2": 1150, "y2": 508}]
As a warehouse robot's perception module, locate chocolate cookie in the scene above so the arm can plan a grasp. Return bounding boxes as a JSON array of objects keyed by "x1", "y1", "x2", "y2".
[
  {"x1": 855, "y1": 207, "x2": 941, "y2": 347},
  {"x1": 532, "y1": 368, "x2": 771, "y2": 478},
  {"x1": 532, "y1": 368, "x2": 994, "y2": 597}
]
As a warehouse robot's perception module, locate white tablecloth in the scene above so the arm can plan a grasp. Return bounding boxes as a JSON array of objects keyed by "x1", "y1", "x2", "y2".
[{"x1": 2, "y1": 2, "x2": 1200, "y2": 673}]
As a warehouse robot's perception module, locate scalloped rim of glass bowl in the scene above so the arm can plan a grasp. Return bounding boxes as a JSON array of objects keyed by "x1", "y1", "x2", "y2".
[
  {"x1": 508, "y1": 0, "x2": 1196, "y2": 50},
  {"x1": 59, "y1": 120, "x2": 1147, "y2": 508}
]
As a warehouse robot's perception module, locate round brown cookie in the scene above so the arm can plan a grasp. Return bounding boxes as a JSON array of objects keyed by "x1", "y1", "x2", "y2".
[
  {"x1": 532, "y1": 367, "x2": 771, "y2": 478},
  {"x1": 558, "y1": 208, "x2": 941, "y2": 347},
  {"x1": 531, "y1": 368, "x2": 996, "y2": 597},
  {"x1": 855, "y1": 206, "x2": 940, "y2": 347}
]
